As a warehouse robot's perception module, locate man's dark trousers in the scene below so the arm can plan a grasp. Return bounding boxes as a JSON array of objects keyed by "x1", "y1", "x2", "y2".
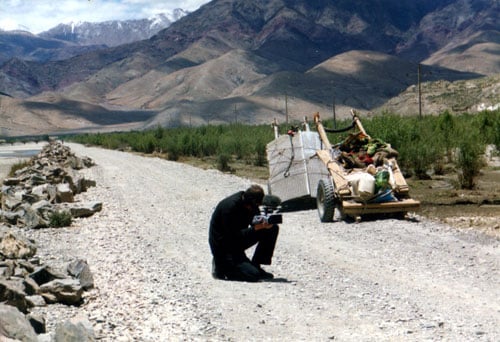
[{"x1": 213, "y1": 224, "x2": 279, "y2": 282}]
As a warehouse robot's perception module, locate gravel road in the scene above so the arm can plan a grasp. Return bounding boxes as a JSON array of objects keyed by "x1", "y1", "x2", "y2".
[{"x1": 23, "y1": 143, "x2": 499, "y2": 341}]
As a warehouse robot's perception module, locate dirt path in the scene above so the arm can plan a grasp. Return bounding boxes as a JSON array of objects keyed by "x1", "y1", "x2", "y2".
[{"x1": 24, "y1": 143, "x2": 499, "y2": 341}]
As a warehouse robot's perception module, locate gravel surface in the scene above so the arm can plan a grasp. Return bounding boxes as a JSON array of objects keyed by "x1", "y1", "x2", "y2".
[{"x1": 21, "y1": 143, "x2": 499, "y2": 341}]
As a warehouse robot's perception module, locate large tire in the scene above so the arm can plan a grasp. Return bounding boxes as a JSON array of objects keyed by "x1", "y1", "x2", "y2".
[{"x1": 317, "y1": 179, "x2": 336, "y2": 222}]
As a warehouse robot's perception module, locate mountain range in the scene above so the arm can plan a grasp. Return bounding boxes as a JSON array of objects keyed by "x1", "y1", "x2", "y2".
[
  {"x1": 39, "y1": 11, "x2": 188, "y2": 48},
  {"x1": 0, "y1": 0, "x2": 498, "y2": 137},
  {"x1": 0, "y1": 12, "x2": 187, "y2": 65}
]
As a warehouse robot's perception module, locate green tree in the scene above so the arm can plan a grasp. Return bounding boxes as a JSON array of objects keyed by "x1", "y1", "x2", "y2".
[
  {"x1": 456, "y1": 131, "x2": 484, "y2": 189},
  {"x1": 216, "y1": 153, "x2": 232, "y2": 172},
  {"x1": 437, "y1": 110, "x2": 455, "y2": 162},
  {"x1": 254, "y1": 139, "x2": 267, "y2": 167}
]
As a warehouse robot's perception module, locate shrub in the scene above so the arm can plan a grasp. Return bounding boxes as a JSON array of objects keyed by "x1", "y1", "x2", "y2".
[
  {"x1": 167, "y1": 144, "x2": 180, "y2": 161},
  {"x1": 364, "y1": 112, "x2": 406, "y2": 149},
  {"x1": 475, "y1": 110, "x2": 499, "y2": 146},
  {"x1": 49, "y1": 211, "x2": 72, "y2": 228},
  {"x1": 456, "y1": 132, "x2": 485, "y2": 189},
  {"x1": 254, "y1": 139, "x2": 267, "y2": 167},
  {"x1": 395, "y1": 119, "x2": 440, "y2": 179},
  {"x1": 153, "y1": 125, "x2": 164, "y2": 139},
  {"x1": 8, "y1": 160, "x2": 31, "y2": 177},
  {"x1": 491, "y1": 111, "x2": 500, "y2": 153},
  {"x1": 216, "y1": 153, "x2": 232, "y2": 172},
  {"x1": 436, "y1": 110, "x2": 455, "y2": 162},
  {"x1": 404, "y1": 140, "x2": 437, "y2": 179}
]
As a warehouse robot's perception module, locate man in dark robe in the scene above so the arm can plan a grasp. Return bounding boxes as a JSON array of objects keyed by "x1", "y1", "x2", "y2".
[{"x1": 209, "y1": 185, "x2": 279, "y2": 282}]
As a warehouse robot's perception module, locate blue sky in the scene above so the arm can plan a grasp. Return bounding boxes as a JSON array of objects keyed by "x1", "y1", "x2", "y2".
[{"x1": 0, "y1": 0, "x2": 210, "y2": 33}]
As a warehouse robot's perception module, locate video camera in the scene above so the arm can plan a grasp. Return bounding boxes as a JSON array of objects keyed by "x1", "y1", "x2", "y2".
[{"x1": 252, "y1": 194, "x2": 283, "y2": 225}]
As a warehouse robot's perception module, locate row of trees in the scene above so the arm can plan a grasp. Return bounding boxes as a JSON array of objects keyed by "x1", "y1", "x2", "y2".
[
  {"x1": 362, "y1": 110, "x2": 499, "y2": 188},
  {"x1": 70, "y1": 123, "x2": 273, "y2": 168},
  {"x1": 69, "y1": 110, "x2": 500, "y2": 189}
]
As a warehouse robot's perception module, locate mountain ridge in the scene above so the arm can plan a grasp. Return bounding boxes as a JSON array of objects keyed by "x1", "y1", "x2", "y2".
[
  {"x1": 0, "y1": 9, "x2": 189, "y2": 65},
  {"x1": 0, "y1": 0, "x2": 498, "y2": 137},
  {"x1": 38, "y1": 11, "x2": 188, "y2": 47}
]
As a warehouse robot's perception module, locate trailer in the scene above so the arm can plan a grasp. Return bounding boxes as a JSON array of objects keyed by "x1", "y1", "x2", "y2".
[{"x1": 266, "y1": 111, "x2": 420, "y2": 222}]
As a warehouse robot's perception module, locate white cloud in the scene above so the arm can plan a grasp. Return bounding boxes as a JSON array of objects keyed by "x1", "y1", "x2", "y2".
[
  {"x1": 0, "y1": 17, "x2": 18, "y2": 31},
  {"x1": 0, "y1": 0, "x2": 210, "y2": 33}
]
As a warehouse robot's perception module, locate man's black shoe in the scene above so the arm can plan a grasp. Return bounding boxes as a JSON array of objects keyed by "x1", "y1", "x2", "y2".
[
  {"x1": 212, "y1": 259, "x2": 226, "y2": 280},
  {"x1": 256, "y1": 265, "x2": 274, "y2": 280}
]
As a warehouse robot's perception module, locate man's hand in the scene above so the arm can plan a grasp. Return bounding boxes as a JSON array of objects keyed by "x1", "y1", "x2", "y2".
[{"x1": 254, "y1": 222, "x2": 274, "y2": 230}]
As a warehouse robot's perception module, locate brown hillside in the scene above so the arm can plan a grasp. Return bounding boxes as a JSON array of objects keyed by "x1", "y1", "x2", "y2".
[
  {"x1": 424, "y1": 31, "x2": 500, "y2": 75},
  {"x1": 379, "y1": 73, "x2": 500, "y2": 115}
]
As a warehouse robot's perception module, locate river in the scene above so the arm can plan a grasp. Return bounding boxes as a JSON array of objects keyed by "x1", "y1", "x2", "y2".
[{"x1": 0, "y1": 142, "x2": 45, "y2": 179}]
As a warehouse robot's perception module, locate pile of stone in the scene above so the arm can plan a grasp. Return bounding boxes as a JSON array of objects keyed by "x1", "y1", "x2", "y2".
[
  {"x1": 1, "y1": 141, "x2": 102, "y2": 228},
  {"x1": 0, "y1": 141, "x2": 99, "y2": 340},
  {"x1": 0, "y1": 227, "x2": 96, "y2": 340}
]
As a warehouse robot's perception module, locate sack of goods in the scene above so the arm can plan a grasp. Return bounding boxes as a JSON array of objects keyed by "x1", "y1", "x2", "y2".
[
  {"x1": 346, "y1": 172, "x2": 375, "y2": 201},
  {"x1": 346, "y1": 168, "x2": 397, "y2": 203}
]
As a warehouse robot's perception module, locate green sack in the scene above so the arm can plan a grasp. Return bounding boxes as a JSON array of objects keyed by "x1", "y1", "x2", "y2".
[{"x1": 374, "y1": 170, "x2": 390, "y2": 192}]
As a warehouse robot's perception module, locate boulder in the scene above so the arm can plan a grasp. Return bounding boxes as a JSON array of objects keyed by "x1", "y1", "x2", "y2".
[
  {"x1": 67, "y1": 259, "x2": 94, "y2": 290},
  {"x1": 13, "y1": 265, "x2": 25, "y2": 277},
  {"x1": 0, "y1": 280, "x2": 30, "y2": 313},
  {"x1": 0, "y1": 210, "x2": 22, "y2": 225},
  {"x1": 54, "y1": 315, "x2": 95, "y2": 342},
  {"x1": 56, "y1": 183, "x2": 74, "y2": 203},
  {"x1": 14, "y1": 190, "x2": 27, "y2": 201},
  {"x1": 22, "y1": 277, "x2": 40, "y2": 296},
  {"x1": 40, "y1": 278, "x2": 83, "y2": 305},
  {"x1": 0, "y1": 303, "x2": 38, "y2": 342},
  {"x1": 32, "y1": 200, "x2": 54, "y2": 222},
  {"x1": 67, "y1": 202, "x2": 103, "y2": 218},
  {"x1": 26, "y1": 312, "x2": 46, "y2": 334},
  {"x1": 17, "y1": 260, "x2": 35, "y2": 273},
  {"x1": 29, "y1": 174, "x2": 47, "y2": 186},
  {"x1": 0, "y1": 231, "x2": 37, "y2": 259},
  {"x1": 25, "y1": 294, "x2": 46, "y2": 307},
  {"x1": 2, "y1": 196, "x2": 22, "y2": 211},
  {"x1": 29, "y1": 265, "x2": 66, "y2": 286},
  {"x1": 32, "y1": 184, "x2": 57, "y2": 202},
  {"x1": 0, "y1": 260, "x2": 14, "y2": 277},
  {"x1": 18, "y1": 206, "x2": 48, "y2": 229},
  {"x1": 2, "y1": 178, "x2": 20, "y2": 186}
]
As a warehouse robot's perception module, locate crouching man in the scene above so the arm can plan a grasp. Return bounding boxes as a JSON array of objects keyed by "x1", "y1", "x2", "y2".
[{"x1": 209, "y1": 184, "x2": 279, "y2": 282}]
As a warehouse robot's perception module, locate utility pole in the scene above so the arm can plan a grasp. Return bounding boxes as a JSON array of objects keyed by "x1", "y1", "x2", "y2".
[
  {"x1": 332, "y1": 92, "x2": 337, "y2": 128},
  {"x1": 418, "y1": 63, "x2": 422, "y2": 119},
  {"x1": 330, "y1": 80, "x2": 337, "y2": 128},
  {"x1": 285, "y1": 92, "x2": 289, "y2": 125}
]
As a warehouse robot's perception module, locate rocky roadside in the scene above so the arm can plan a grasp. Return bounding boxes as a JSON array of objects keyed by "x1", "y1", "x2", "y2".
[{"x1": 0, "y1": 141, "x2": 102, "y2": 341}]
